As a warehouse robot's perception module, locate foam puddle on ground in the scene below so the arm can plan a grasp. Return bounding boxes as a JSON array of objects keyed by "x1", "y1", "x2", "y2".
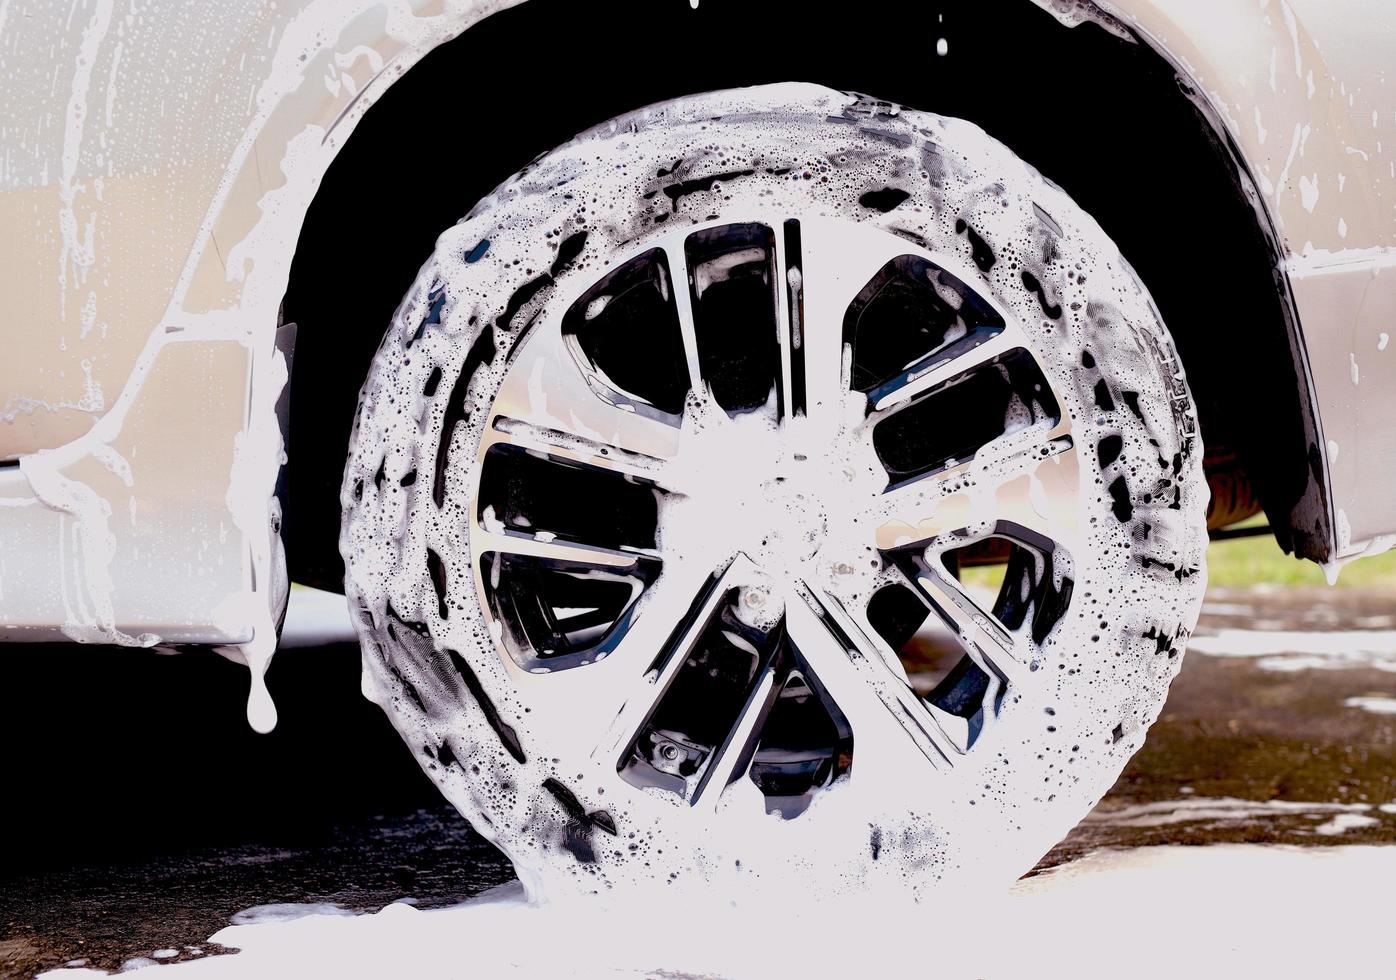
[
  {"x1": 41, "y1": 844, "x2": 1396, "y2": 979},
  {"x1": 1085, "y1": 796, "x2": 1382, "y2": 835},
  {"x1": 1189, "y1": 628, "x2": 1396, "y2": 671},
  {"x1": 1345, "y1": 694, "x2": 1396, "y2": 715}
]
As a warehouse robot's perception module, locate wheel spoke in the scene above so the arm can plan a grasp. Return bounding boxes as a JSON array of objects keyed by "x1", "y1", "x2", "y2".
[
  {"x1": 688, "y1": 665, "x2": 781, "y2": 812},
  {"x1": 784, "y1": 585, "x2": 960, "y2": 772},
  {"x1": 660, "y1": 240, "x2": 705, "y2": 399},
  {"x1": 596, "y1": 555, "x2": 771, "y2": 779},
  {"x1": 795, "y1": 217, "x2": 906, "y2": 439},
  {"x1": 492, "y1": 315, "x2": 683, "y2": 467},
  {"x1": 775, "y1": 219, "x2": 805, "y2": 422},
  {"x1": 592, "y1": 552, "x2": 736, "y2": 679},
  {"x1": 484, "y1": 415, "x2": 671, "y2": 489},
  {"x1": 900, "y1": 560, "x2": 1031, "y2": 689},
  {"x1": 865, "y1": 319, "x2": 1029, "y2": 419},
  {"x1": 472, "y1": 522, "x2": 653, "y2": 571},
  {"x1": 870, "y1": 434, "x2": 1077, "y2": 554},
  {"x1": 672, "y1": 224, "x2": 785, "y2": 416},
  {"x1": 484, "y1": 550, "x2": 722, "y2": 757}
]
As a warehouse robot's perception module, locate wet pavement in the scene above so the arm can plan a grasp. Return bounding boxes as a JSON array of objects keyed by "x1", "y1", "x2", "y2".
[
  {"x1": 1041, "y1": 586, "x2": 1396, "y2": 864},
  {"x1": 0, "y1": 810, "x2": 513, "y2": 977},
  {"x1": 4, "y1": 585, "x2": 1396, "y2": 977}
]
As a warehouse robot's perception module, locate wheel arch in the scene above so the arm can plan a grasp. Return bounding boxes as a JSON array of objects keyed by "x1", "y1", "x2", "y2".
[{"x1": 281, "y1": 0, "x2": 1333, "y2": 593}]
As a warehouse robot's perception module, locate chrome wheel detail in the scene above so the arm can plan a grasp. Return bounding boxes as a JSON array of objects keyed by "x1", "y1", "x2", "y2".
[{"x1": 473, "y1": 215, "x2": 1080, "y2": 789}]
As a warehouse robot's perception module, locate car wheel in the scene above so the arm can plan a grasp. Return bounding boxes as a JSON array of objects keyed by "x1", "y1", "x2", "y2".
[{"x1": 340, "y1": 83, "x2": 1207, "y2": 902}]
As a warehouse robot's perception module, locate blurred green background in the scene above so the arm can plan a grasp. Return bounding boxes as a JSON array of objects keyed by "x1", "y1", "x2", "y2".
[
  {"x1": 957, "y1": 516, "x2": 1396, "y2": 591},
  {"x1": 1206, "y1": 516, "x2": 1396, "y2": 588}
]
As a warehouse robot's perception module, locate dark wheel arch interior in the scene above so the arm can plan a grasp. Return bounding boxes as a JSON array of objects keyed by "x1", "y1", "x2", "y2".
[{"x1": 281, "y1": 0, "x2": 1321, "y2": 592}]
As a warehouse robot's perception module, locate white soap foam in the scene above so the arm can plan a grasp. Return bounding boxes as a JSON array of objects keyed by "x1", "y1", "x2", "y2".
[
  {"x1": 1085, "y1": 795, "x2": 1373, "y2": 830},
  {"x1": 38, "y1": 846, "x2": 1396, "y2": 978},
  {"x1": 1343, "y1": 695, "x2": 1396, "y2": 715},
  {"x1": 1189, "y1": 628, "x2": 1396, "y2": 671},
  {"x1": 230, "y1": 903, "x2": 356, "y2": 926},
  {"x1": 1313, "y1": 812, "x2": 1380, "y2": 836},
  {"x1": 1198, "y1": 601, "x2": 1256, "y2": 617}
]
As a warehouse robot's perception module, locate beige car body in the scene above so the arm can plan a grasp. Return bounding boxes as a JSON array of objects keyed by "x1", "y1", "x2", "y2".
[{"x1": 1, "y1": 0, "x2": 1393, "y2": 669}]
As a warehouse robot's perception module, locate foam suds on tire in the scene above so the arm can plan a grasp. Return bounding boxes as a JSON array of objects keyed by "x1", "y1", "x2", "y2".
[{"x1": 340, "y1": 83, "x2": 1208, "y2": 906}]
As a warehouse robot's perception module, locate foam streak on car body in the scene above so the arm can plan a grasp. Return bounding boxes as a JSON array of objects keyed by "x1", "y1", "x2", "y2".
[{"x1": 1, "y1": 0, "x2": 526, "y2": 725}]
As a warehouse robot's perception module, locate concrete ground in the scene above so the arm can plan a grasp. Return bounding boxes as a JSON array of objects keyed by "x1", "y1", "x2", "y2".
[{"x1": 3, "y1": 584, "x2": 1395, "y2": 977}]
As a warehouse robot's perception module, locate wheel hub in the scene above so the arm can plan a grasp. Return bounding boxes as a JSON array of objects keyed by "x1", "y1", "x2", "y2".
[
  {"x1": 660, "y1": 413, "x2": 845, "y2": 578},
  {"x1": 756, "y1": 470, "x2": 828, "y2": 563}
]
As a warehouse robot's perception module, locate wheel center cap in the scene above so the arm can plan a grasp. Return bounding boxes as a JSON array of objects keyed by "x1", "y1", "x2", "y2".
[
  {"x1": 754, "y1": 475, "x2": 828, "y2": 565},
  {"x1": 658, "y1": 409, "x2": 849, "y2": 575}
]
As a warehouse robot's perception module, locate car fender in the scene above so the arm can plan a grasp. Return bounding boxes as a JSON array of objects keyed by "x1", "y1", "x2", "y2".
[{"x1": 0, "y1": 1, "x2": 522, "y2": 685}]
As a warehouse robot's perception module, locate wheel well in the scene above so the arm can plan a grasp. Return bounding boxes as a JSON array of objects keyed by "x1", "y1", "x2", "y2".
[{"x1": 281, "y1": 0, "x2": 1321, "y2": 591}]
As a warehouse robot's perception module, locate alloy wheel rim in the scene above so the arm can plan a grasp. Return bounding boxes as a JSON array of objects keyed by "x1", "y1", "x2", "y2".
[{"x1": 462, "y1": 214, "x2": 1082, "y2": 818}]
